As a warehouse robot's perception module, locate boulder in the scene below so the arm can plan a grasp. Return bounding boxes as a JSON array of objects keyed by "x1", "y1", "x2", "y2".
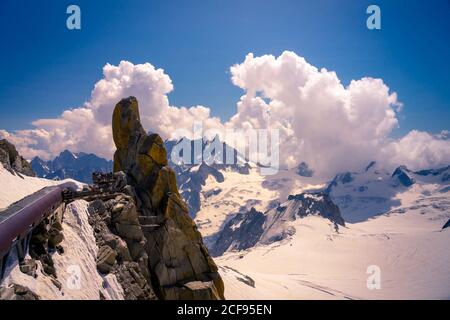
[
  {"x1": 115, "y1": 223, "x2": 144, "y2": 241},
  {"x1": 102, "y1": 233, "x2": 132, "y2": 262},
  {"x1": 113, "y1": 262, "x2": 157, "y2": 300},
  {"x1": 88, "y1": 199, "x2": 107, "y2": 216},
  {"x1": 97, "y1": 245, "x2": 117, "y2": 274},
  {"x1": 0, "y1": 284, "x2": 40, "y2": 300},
  {"x1": 19, "y1": 259, "x2": 38, "y2": 278}
]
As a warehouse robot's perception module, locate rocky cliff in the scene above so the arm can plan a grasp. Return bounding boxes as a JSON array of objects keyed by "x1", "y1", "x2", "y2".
[
  {"x1": 0, "y1": 139, "x2": 35, "y2": 177},
  {"x1": 112, "y1": 96, "x2": 224, "y2": 299}
]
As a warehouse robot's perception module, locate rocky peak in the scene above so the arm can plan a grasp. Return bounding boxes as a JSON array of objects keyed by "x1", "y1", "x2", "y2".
[
  {"x1": 112, "y1": 96, "x2": 224, "y2": 299},
  {"x1": 0, "y1": 139, "x2": 35, "y2": 177},
  {"x1": 58, "y1": 150, "x2": 77, "y2": 161},
  {"x1": 296, "y1": 161, "x2": 314, "y2": 177},
  {"x1": 392, "y1": 165, "x2": 415, "y2": 187}
]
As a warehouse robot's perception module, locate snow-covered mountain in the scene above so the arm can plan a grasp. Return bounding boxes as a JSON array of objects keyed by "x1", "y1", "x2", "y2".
[
  {"x1": 165, "y1": 136, "x2": 252, "y2": 217},
  {"x1": 210, "y1": 192, "x2": 345, "y2": 256},
  {"x1": 218, "y1": 204, "x2": 449, "y2": 299},
  {"x1": 31, "y1": 150, "x2": 113, "y2": 183},
  {"x1": 191, "y1": 163, "x2": 325, "y2": 244},
  {"x1": 326, "y1": 161, "x2": 450, "y2": 222},
  {"x1": 3, "y1": 139, "x2": 449, "y2": 299},
  {"x1": 210, "y1": 161, "x2": 450, "y2": 299},
  {"x1": 205, "y1": 161, "x2": 450, "y2": 253},
  {"x1": 162, "y1": 149, "x2": 449, "y2": 299}
]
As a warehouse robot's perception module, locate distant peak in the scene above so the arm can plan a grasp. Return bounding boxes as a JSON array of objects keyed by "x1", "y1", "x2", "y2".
[
  {"x1": 365, "y1": 161, "x2": 376, "y2": 172},
  {"x1": 392, "y1": 165, "x2": 411, "y2": 175},
  {"x1": 31, "y1": 156, "x2": 44, "y2": 162},
  {"x1": 296, "y1": 161, "x2": 314, "y2": 177},
  {"x1": 392, "y1": 165, "x2": 415, "y2": 187},
  {"x1": 60, "y1": 149, "x2": 77, "y2": 158}
]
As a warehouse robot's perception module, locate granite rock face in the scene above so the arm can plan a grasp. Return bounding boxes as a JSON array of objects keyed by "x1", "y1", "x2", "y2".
[
  {"x1": 88, "y1": 195, "x2": 157, "y2": 300},
  {"x1": 112, "y1": 96, "x2": 224, "y2": 300},
  {"x1": 210, "y1": 208, "x2": 266, "y2": 256},
  {"x1": 0, "y1": 139, "x2": 35, "y2": 176}
]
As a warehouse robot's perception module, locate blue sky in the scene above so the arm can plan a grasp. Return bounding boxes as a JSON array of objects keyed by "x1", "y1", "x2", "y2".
[{"x1": 0, "y1": 0, "x2": 449, "y2": 137}]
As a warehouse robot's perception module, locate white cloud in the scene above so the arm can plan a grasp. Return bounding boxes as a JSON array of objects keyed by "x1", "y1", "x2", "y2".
[
  {"x1": 0, "y1": 61, "x2": 222, "y2": 160},
  {"x1": 0, "y1": 52, "x2": 448, "y2": 176},
  {"x1": 226, "y1": 51, "x2": 403, "y2": 176},
  {"x1": 383, "y1": 130, "x2": 450, "y2": 171}
]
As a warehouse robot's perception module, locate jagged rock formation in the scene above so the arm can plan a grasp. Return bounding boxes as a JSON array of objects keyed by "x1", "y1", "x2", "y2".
[
  {"x1": 326, "y1": 172, "x2": 354, "y2": 192},
  {"x1": 0, "y1": 139, "x2": 35, "y2": 177},
  {"x1": 176, "y1": 163, "x2": 224, "y2": 218},
  {"x1": 210, "y1": 208, "x2": 266, "y2": 256},
  {"x1": 392, "y1": 165, "x2": 415, "y2": 187},
  {"x1": 211, "y1": 192, "x2": 345, "y2": 256},
  {"x1": 111, "y1": 96, "x2": 224, "y2": 299},
  {"x1": 28, "y1": 215, "x2": 65, "y2": 282},
  {"x1": 88, "y1": 195, "x2": 157, "y2": 300}
]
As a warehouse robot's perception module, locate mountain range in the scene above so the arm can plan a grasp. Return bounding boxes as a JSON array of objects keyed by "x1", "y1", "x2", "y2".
[
  {"x1": 2, "y1": 136, "x2": 449, "y2": 299},
  {"x1": 32, "y1": 139, "x2": 450, "y2": 239},
  {"x1": 31, "y1": 150, "x2": 113, "y2": 183}
]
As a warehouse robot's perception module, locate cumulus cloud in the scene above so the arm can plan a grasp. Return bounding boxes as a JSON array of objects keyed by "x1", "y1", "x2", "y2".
[
  {"x1": 0, "y1": 52, "x2": 448, "y2": 177},
  {"x1": 226, "y1": 52, "x2": 403, "y2": 175},
  {"x1": 0, "y1": 61, "x2": 223, "y2": 160},
  {"x1": 383, "y1": 130, "x2": 450, "y2": 170}
]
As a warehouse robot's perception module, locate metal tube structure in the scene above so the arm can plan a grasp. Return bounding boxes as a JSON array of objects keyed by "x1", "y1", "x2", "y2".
[{"x1": 0, "y1": 182, "x2": 79, "y2": 279}]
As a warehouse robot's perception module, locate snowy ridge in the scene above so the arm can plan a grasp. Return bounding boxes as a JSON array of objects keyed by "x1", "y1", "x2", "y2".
[
  {"x1": 210, "y1": 191, "x2": 344, "y2": 256},
  {"x1": 194, "y1": 166, "x2": 325, "y2": 243},
  {"x1": 327, "y1": 161, "x2": 450, "y2": 222},
  {"x1": 217, "y1": 163, "x2": 450, "y2": 299},
  {"x1": 219, "y1": 209, "x2": 450, "y2": 299},
  {"x1": 1, "y1": 157, "x2": 449, "y2": 299}
]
